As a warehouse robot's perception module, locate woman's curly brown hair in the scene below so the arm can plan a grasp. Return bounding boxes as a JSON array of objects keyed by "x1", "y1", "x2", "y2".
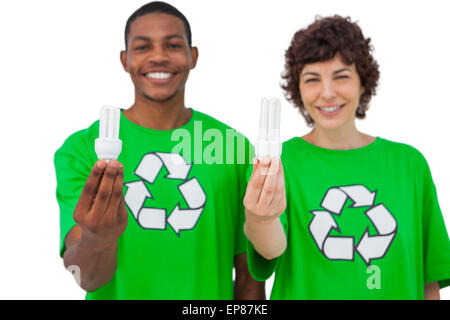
[{"x1": 281, "y1": 15, "x2": 380, "y2": 127}]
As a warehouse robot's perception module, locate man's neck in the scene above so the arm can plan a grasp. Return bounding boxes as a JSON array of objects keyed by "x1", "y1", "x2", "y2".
[{"x1": 123, "y1": 93, "x2": 192, "y2": 130}]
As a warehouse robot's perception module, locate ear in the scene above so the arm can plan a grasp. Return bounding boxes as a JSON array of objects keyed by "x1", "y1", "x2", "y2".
[
  {"x1": 120, "y1": 50, "x2": 129, "y2": 73},
  {"x1": 360, "y1": 85, "x2": 365, "y2": 96},
  {"x1": 190, "y1": 46, "x2": 199, "y2": 69}
]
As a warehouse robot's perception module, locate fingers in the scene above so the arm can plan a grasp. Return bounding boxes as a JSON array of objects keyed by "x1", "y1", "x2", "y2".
[
  {"x1": 258, "y1": 158, "x2": 281, "y2": 208},
  {"x1": 75, "y1": 160, "x2": 107, "y2": 215},
  {"x1": 117, "y1": 197, "x2": 129, "y2": 227},
  {"x1": 244, "y1": 157, "x2": 284, "y2": 218},
  {"x1": 102, "y1": 164, "x2": 124, "y2": 224},
  {"x1": 268, "y1": 161, "x2": 286, "y2": 213},
  {"x1": 244, "y1": 158, "x2": 267, "y2": 206},
  {"x1": 89, "y1": 160, "x2": 122, "y2": 218}
]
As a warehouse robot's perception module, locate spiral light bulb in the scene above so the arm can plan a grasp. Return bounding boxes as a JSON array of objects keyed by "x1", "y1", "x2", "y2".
[
  {"x1": 255, "y1": 98, "x2": 281, "y2": 159},
  {"x1": 94, "y1": 106, "x2": 122, "y2": 162}
]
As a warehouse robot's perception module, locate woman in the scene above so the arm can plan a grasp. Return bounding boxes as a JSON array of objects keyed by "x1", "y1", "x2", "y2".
[{"x1": 243, "y1": 15, "x2": 450, "y2": 299}]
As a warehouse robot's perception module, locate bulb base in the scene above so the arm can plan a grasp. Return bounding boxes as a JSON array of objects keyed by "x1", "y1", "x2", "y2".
[
  {"x1": 95, "y1": 138, "x2": 122, "y2": 161},
  {"x1": 256, "y1": 141, "x2": 281, "y2": 159}
]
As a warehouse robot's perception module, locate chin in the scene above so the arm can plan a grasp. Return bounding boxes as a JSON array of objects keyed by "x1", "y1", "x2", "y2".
[
  {"x1": 316, "y1": 119, "x2": 346, "y2": 131},
  {"x1": 143, "y1": 91, "x2": 178, "y2": 102}
]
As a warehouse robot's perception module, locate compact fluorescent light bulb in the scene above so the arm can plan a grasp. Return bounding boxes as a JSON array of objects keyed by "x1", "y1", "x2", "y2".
[
  {"x1": 255, "y1": 98, "x2": 281, "y2": 159},
  {"x1": 95, "y1": 106, "x2": 122, "y2": 162}
]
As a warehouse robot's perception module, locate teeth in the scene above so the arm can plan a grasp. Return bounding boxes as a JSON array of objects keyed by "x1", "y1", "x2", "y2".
[
  {"x1": 146, "y1": 72, "x2": 172, "y2": 79},
  {"x1": 320, "y1": 105, "x2": 341, "y2": 112}
]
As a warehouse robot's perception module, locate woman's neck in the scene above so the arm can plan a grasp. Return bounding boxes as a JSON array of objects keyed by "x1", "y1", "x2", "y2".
[{"x1": 302, "y1": 123, "x2": 375, "y2": 150}]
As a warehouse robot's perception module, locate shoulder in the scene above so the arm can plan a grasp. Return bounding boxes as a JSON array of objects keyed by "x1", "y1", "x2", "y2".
[
  {"x1": 193, "y1": 109, "x2": 251, "y2": 142},
  {"x1": 377, "y1": 138, "x2": 432, "y2": 175},
  {"x1": 192, "y1": 110, "x2": 255, "y2": 170},
  {"x1": 55, "y1": 120, "x2": 99, "y2": 159},
  {"x1": 377, "y1": 137, "x2": 427, "y2": 162},
  {"x1": 282, "y1": 137, "x2": 302, "y2": 149},
  {"x1": 281, "y1": 137, "x2": 304, "y2": 159}
]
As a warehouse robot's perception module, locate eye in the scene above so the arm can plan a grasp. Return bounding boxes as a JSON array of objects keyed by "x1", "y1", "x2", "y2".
[
  {"x1": 168, "y1": 43, "x2": 183, "y2": 49},
  {"x1": 135, "y1": 45, "x2": 149, "y2": 51},
  {"x1": 335, "y1": 75, "x2": 349, "y2": 80},
  {"x1": 305, "y1": 78, "x2": 319, "y2": 83}
]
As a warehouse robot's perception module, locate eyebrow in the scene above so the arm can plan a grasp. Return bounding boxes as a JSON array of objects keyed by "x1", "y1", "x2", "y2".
[
  {"x1": 131, "y1": 34, "x2": 185, "y2": 43},
  {"x1": 333, "y1": 68, "x2": 352, "y2": 75},
  {"x1": 302, "y1": 68, "x2": 352, "y2": 78},
  {"x1": 302, "y1": 72, "x2": 320, "y2": 78}
]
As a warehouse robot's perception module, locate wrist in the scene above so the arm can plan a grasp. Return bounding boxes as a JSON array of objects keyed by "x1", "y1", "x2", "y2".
[
  {"x1": 244, "y1": 214, "x2": 280, "y2": 236},
  {"x1": 78, "y1": 231, "x2": 118, "y2": 253},
  {"x1": 244, "y1": 217, "x2": 287, "y2": 261},
  {"x1": 245, "y1": 209, "x2": 280, "y2": 226}
]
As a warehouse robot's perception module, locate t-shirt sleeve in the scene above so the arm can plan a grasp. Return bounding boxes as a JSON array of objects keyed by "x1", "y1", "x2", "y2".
[
  {"x1": 245, "y1": 157, "x2": 288, "y2": 281},
  {"x1": 421, "y1": 156, "x2": 450, "y2": 289},
  {"x1": 234, "y1": 163, "x2": 247, "y2": 256},
  {"x1": 234, "y1": 142, "x2": 255, "y2": 255},
  {"x1": 247, "y1": 212, "x2": 288, "y2": 281},
  {"x1": 54, "y1": 132, "x2": 96, "y2": 257}
]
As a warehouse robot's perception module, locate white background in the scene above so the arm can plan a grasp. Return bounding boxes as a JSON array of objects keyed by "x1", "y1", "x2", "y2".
[{"x1": 0, "y1": 0, "x2": 449, "y2": 300}]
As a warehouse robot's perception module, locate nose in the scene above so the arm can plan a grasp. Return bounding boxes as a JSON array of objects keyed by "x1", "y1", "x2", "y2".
[
  {"x1": 321, "y1": 79, "x2": 337, "y2": 101},
  {"x1": 148, "y1": 45, "x2": 169, "y2": 64}
]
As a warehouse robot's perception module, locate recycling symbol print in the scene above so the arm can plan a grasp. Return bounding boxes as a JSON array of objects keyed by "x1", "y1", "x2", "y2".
[
  {"x1": 308, "y1": 185, "x2": 397, "y2": 265},
  {"x1": 124, "y1": 152, "x2": 206, "y2": 235}
]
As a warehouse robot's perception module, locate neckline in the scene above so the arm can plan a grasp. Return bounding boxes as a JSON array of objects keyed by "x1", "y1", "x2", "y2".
[
  {"x1": 296, "y1": 136, "x2": 382, "y2": 156},
  {"x1": 119, "y1": 107, "x2": 197, "y2": 136}
]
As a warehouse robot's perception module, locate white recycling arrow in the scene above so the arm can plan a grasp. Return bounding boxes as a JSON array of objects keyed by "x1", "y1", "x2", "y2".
[
  {"x1": 124, "y1": 181, "x2": 152, "y2": 219},
  {"x1": 365, "y1": 204, "x2": 397, "y2": 235},
  {"x1": 321, "y1": 188, "x2": 347, "y2": 214},
  {"x1": 340, "y1": 185, "x2": 376, "y2": 207},
  {"x1": 125, "y1": 152, "x2": 207, "y2": 234},
  {"x1": 167, "y1": 205, "x2": 204, "y2": 235},
  {"x1": 323, "y1": 237, "x2": 354, "y2": 260},
  {"x1": 167, "y1": 177, "x2": 206, "y2": 234},
  {"x1": 357, "y1": 230, "x2": 395, "y2": 265},
  {"x1": 309, "y1": 211, "x2": 338, "y2": 250},
  {"x1": 156, "y1": 152, "x2": 191, "y2": 180},
  {"x1": 138, "y1": 207, "x2": 166, "y2": 230},
  {"x1": 311, "y1": 184, "x2": 397, "y2": 265},
  {"x1": 178, "y1": 178, "x2": 206, "y2": 209},
  {"x1": 135, "y1": 153, "x2": 163, "y2": 183}
]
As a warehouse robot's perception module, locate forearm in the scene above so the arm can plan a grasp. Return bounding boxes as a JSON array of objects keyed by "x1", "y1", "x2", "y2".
[
  {"x1": 424, "y1": 282, "x2": 440, "y2": 300},
  {"x1": 244, "y1": 210, "x2": 286, "y2": 260},
  {"x1": 63, "y1": 233, "x2": 118, "y2": 292},
  {"x1": 234, "y1": 277, "x2": 265, "y2": 300}
]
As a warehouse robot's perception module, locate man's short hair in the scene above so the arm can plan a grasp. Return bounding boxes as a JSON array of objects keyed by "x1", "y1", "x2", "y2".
[{"x1": 124, "y1": 1, "x2": 192, "y2": 49}]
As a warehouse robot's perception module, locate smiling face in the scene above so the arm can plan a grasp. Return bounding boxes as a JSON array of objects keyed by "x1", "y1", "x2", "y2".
[
  {"x1": 120, "y1": 13, "x2": 198, "y2": 102},
  {"x1": 299, "y1": 54, "x2": 365, "y2": 131}
]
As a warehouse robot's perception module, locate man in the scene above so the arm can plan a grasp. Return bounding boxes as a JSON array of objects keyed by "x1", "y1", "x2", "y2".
[{"x1": 54, "y1": 1, "x2": 264, "y2": 299}]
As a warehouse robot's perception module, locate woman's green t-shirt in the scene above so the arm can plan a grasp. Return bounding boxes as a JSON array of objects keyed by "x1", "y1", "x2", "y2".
[{"x1": 247, "y1": 137, "x2": 450, "y2": 299}]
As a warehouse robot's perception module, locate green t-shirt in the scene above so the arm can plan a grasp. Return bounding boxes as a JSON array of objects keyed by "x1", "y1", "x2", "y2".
[
  {"x1": 247, "y1": 137, "x2": 450, "y2": 299},
  {"x1": 55, "y1": 108, "x2": 254, "y2": 300}
]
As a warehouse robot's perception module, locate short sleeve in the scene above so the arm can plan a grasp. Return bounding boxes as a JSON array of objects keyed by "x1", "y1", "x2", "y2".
[
  {"x1": 244, "y1": 157, "x2": 288, "y2": 281},
  {"x1": 234, "y1": 142, "x2": 255, "y2": 255},
  {"x1": 54, "y1": 132, "x2": 96, "y2": 257},
  {"x1": 246, "y1": 218, "x2": 288, "y2": 282},
  {"x1": 234, "y1": 162, "x2": 248, "y2": 255},
  {"x1": 421, "y1": 158, "x2": 450, "y2": 288}
]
